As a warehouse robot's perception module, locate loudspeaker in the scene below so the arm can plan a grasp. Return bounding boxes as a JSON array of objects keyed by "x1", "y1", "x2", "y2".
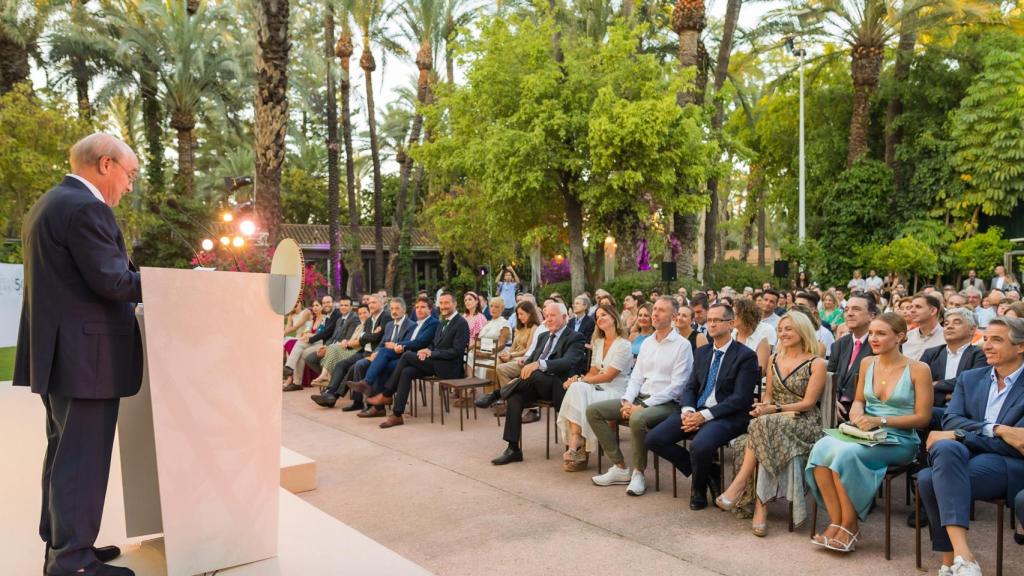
[
  {"x1": 661, "y1": 262, "x2": 677, "y2": 282},
  {"x1": 773, "y1": 260, "x2": 790, "y2": 278}
]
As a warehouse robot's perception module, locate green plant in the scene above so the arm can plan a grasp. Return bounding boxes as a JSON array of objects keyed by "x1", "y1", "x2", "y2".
[
  {"x1": 704, "y1": 260, "x2": 774, "y2": 291},
  {"x1": 537, "y1": 281, "x2": 572, "y2": 302},
  {"x1": 951, "y1": 226, "x2": 1012, "y2": 275},
  {"x1": 599, "y1": 271, "x2": 700, "y2": 304}
]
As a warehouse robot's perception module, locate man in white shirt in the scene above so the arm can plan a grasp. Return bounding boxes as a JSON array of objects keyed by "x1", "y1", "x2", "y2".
[
  {"x1": 795, "y1": 292, "x2": 834, "y2": 359},
  {"x1": 587, "y1": 297, "x2": 694, "y2": 496},
  {"x1": 865, "y1": 269, "x2": 884, "y2": 292},
  {"x1": 759, "y1": 289, "x2": 781, "y2": 329},
  {"x1": 847, "y1": 269, "x2": 867, "y2": 292},
  {"x1": 903, "y1": 293, "x2": 947, "y2": 361},
  {"x1": 975, "y1": 289, "x2": 1002, "y2": 329}
]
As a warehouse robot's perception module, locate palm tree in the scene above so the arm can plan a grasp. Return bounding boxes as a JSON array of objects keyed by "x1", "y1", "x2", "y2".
[
  {"x1": 335, "y1": 0, "x2": 364, "y2": 297},
  {"x1": 253, "y1": 0, "x2": 291, "y2": 241},
  {"x1": 47, "y1": 0, "x2": 97, "y2": 120},
  {"x1": 325, "y1": 1, "x2": 342, "y2": 294},
  {"x1": 440, "y1": 0, "x2": 481, "y2": 85},
  {"x1": 784, "y1": 0, "x2": 995, "y2": 167},
  {"x1": 0, "y1": 0, "x2": 52, "y2": 94}
]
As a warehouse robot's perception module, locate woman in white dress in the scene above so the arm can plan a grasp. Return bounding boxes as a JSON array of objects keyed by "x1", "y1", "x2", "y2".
[
  {"x1": 474, "y1": 298, "x2": 512, "y2": 379},
  {"x1": 558, "y1": 303, "x2": 634, "y2": 472},
  {"x1": 733, "y1": 298, "x2": 774, "y2": 375}
]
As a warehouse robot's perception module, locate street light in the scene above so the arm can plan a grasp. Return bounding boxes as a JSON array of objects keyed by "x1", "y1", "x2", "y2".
[{"x1": 786, "y1": 38, "x2": 807, "y2": 244}]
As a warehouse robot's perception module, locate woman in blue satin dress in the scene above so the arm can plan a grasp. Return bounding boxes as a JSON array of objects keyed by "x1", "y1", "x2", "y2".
[{"x1": 806, "y1": 312, "x2": 933, "y2": 553}]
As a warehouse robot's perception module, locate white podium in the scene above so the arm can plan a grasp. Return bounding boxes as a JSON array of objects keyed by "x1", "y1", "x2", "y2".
[{"x1": 119, "y1": 267, "x2": 282, "y2": 576}]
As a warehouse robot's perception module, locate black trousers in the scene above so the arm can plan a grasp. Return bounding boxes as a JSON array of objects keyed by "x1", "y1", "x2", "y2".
[
  {"x1": 647, "y1": 412, "x2": 747, "y2": 496},
  {"x1": 344, "y1": 359, "x2": 371, "y2": 404},
  {"x1": 325, "y1": 351, "x2": 367, "y2": 397},
  {"x1": 385, "y1": 352, "x2": 441, "y2": 417},
  {"x1": 40, "y1": 394, "x2": 120, "y2": 575},
  {"x1": 502, "y1": 371, "x2": 566, "y2": 445}
]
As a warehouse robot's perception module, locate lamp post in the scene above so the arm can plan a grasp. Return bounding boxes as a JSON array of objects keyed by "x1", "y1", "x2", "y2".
[{"x1": 787, "y1": 40, "x2": 807, "y2": 244}]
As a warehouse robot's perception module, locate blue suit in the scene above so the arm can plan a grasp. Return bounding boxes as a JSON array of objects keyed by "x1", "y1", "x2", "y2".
[
  {"x1": 918, "y1": 365, "x2": 1024, "y2": 552},
  {"x1": 365, "y1": 316, "x2": 438, "y2": 395}
]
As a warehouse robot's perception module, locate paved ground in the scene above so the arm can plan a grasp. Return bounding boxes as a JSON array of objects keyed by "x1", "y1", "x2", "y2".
[{"x1": 282, "y1": 389, "x2": 1022, "y2": 576}]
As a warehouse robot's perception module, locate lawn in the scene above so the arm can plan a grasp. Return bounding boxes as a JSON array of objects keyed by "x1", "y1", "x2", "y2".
[{"x1": 0, "y1": 347, "x2": 14, "y2": 381}]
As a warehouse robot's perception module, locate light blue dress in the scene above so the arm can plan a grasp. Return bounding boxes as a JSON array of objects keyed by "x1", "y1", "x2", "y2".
[
  {"x1": 630, "y1": 333, "x2": 651, "y2": 357},
  {"x1": 805, "y1": 362, "x2": 920, "y2": 520}
]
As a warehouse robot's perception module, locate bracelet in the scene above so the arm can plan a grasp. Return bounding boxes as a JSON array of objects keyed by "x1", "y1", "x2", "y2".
[{"x1": 775, "y1": 403, "x2": 782, "y2": 413}]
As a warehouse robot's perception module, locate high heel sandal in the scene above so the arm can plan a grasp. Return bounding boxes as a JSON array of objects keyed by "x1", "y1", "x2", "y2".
[
  {"x1": 714, "y1": 493, "x2": 737, "y2": 512},
  {"x1": 811, "y1": 524, "x2": 840, "y2": 547},
  {"x1": 824, "y1": 526, "x2": 859, "y2": 553},
  {"x1": 751, "y1": 522, "x2": 766, "y2": 537}
]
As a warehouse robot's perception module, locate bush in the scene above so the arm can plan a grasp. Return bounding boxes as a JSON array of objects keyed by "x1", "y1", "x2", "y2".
[
  {"x1": 951, "y1": 227, "x2": 1012, "y2": 275},
  {"x1": 704, "y1": 260, "x2": 774, "y2": 291},
  {"x1": 537, "y1": 280, "x2": 572, "y2": 302},
  {"x1": 599, "y1": 271, "x2": 700, "y2": 304}
]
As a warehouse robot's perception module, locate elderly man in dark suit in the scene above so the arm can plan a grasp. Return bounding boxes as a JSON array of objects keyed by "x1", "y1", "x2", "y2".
[
  {"x1": 917, "y1": 317, "x2": 1024, "y2": 576},
  {"x1": 489, "y1": 301, "x2": 587, "y2": 464},
  {"x1": 828, "y1": 293, "x2": 878, "y2": 419},
  {"x1": 366, "y1": 292, "x2": 470, "y2": 428},
  {"x1": 14, "y1": 134, "x2": 140, "y2": 576}
]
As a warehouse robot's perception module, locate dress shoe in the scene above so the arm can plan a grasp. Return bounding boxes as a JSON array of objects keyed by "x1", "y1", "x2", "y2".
[
  {"x1": 311, "y1": 394, "x2": 337, "y2": 408},
  {"x1": 366, "y1": 393, "x2": 393, "y2": 406},
  {"x1": 690, "y1": 492, "x2": 709, "y2": 510},
  {"x1": 906, "y1": 510, "x2": 929, "y2": 528},
  {"x1": 1015, "y1": 528, "x2": 1024, "y2": 546},
  {"x1": 92, "y1": 546, "x2": 121, "y2": 564},
  {"x1": 522, "y1": 408, "x2": 541, "y2": 424},
  {"x1": 358, "y1": 406, "x2": 386, "y2": 418},
  {"x1": 347, "y1": 381, "x2": 372, "y2": 395},
  {"x1": 491, "y1": 447, "x2": 524, "y2": 465},
  {"x1": 379, "y1": 415, "x2": 404, "y2": 429},
  {"x1": 282, "y1": 383, "x2": 303, "y2": 392},
  {"x1": 60, "y1": 562, "x2": 135, "y2": 576},
  {"x1": 341, "y1": 401, "x2": 365, "y2": 412},
  {"x1": 707, "y1": 467, "x2": 722, "y2": 500},
  {"x1": 475, "y1": 390, "x2": 500, "y2": 409}
]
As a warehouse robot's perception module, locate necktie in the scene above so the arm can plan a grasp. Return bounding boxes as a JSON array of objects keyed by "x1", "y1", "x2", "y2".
[
  {"x1": 391, "y1": 321, "x2": 400, "y2": 342},
  {"x1": 539, "y1": 332, "x2": 557, "y2": 361},
  {"x1": 698, "y1": 349, "x2": 724, "y2": 408},
  {"x1": 848, "y1": 338, "x2": 863, "y2": 371}
]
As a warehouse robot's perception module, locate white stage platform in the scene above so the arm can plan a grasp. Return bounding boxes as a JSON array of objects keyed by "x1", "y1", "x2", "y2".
[{"x1": 1, "y1": 384, "x2": 431, "y2": 575}]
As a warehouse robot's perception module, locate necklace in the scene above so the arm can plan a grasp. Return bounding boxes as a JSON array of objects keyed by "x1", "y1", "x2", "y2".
[{"x1": 876, "y1": 360, "x2": 906, "y2": 388}]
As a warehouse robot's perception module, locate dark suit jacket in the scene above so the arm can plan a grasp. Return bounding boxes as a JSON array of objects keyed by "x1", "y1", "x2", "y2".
[
  {"x1": 380, "y1": 316, "x2": 416, "y2": 347},
  {"x1": 325, "y1": 311, "x2": 360, "y2": 345},
  {"x1": 398, "y1": 316, "x2": 439, "y2": 352},
  {"x1": 358, "y1": 311, "x2": 387, "y2": 351},
  {"x1": 942, "y1": 366, "x2": 1024, "y2": 502},
  {"x1": 568, "y1": 314, "x2": 595, "y2": 345},
  {"x1": 428, "y1": 314, "x2": 471, "y2": 378},
  {"x1": 828, "y1": 333, "x2": 874, "y2": 401},
  {"x1": 526, "y1": 327, "x2": 587, "y2": 379},
  {"x1": 920, "y1": 343, "x2": 988, "y2": 405},
  {"x1": 14, "y1": 176, "x2": 143, "y2": 399},
  {"x1": 309, "y1": 308, "x2": 342, "y2": 345},
  {"x1": 680, "y1": 342, "x2": 760, "y2": 422}
]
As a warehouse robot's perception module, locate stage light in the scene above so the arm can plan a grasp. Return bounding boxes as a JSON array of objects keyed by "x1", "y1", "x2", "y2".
[
  {"x1": 232, "y1": 236, "x2": 245, "y2": 248},
  {"x1": 222, "y1": 213, "x2": 234, "y2": 222},
  {"x1": 201, "y1": 239, "x2": 214, "y2": 251},
  {"x1": 220, "y1": 236, "x2": 230, "y2": 246},
  {"x1": 239, "y1": 219, "x2": 256, "y2": 236}
]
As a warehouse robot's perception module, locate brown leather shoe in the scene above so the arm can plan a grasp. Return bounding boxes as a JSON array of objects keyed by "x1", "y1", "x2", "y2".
[
  {"x1": 358, "y1": 406, "x2": 386, "y2": 418},
  {"x1": 522, "y1": 408, "x2": 541, "y2": 424},
  {"x1": 379, "y1": 415, "x2": 404, "y2": 428},
  {"x1": 366, "y1": 393, "x2": 393, "y2": 406}
]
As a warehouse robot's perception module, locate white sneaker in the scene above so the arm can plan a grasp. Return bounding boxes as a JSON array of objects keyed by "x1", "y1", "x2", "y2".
[
  {"x1": 592, "y1": 465, "x2": 632, "y2": 486},
  {"x1": 626, "y1": 469, "x2": 646, "y2": 496},
  {"x1": 951, "y1": 556, "x2": 982, "y2": 576},
  {"x1": 938, "y1": 565, "x2": 953, "y2": 576}
]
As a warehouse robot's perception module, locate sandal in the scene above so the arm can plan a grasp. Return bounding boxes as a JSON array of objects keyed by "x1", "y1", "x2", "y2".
[
  {"x1": 812, "y1": 524, "x2": 840, "y2": 547},
  {"x1": 714, "y1": 493, "x2": 738, "y2": 512},
  {"x1": 751, "y1": 523, "x2": 766, "y2": 537},
  {"x1": 824, "y1": 526, "x2": 859, "y2": 553}
]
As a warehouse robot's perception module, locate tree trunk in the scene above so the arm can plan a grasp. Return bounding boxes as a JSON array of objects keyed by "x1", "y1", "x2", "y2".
[
  {"x1": 253, "y1": 0, "x2": 290, "y2": 243},
  {"x1": 756, "y1": 181, "x2": 766, "y2": 266},
  {"x1": 325, "y1": 5, "x2": 341, "y2": 295},
  {"x1": 0, "y1": 35, "x2": 31, "y2": 95},
  {"x1": 171, "y1": 113, "x2": 195, "y2": 196},
  {"x1": 674, "y1": 212, "x2": 698, "y2": 278},
  {"x1": 140, "y1": 69, "x2": 164, "y2": 206},
  {"x1": 672, "y1": 0, "x2": 706, "y2": 278},
  {"x1": 336, "y1": 29, "x2": 363, "y2": 298},
  {"x1": 846, "y1": 43, "x2": 884, "y2": 167},
  {"x1": 885, "y1": 30, "x2": 916, "y2": 186},
  {"x1": 361, "y1": 44, "x2": 385, "y2": 291},
  {"x1": 564, "y1": 187, "x2": 585, "y2": 297},
  {"x1": 703, "y1": 0, "x2": 741, "y2": 269}
]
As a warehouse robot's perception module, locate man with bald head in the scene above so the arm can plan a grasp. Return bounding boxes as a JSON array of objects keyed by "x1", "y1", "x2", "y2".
[
  {"x1": 489, "y1": 301, "x2": 587, "y2": 464},
  {"x1": 14, "y1": 133, "x2": 140, "y2": 576}
]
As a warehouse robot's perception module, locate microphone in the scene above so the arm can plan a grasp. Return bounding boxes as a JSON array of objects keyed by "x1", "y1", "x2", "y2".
[{"x1": 162, "y1": 197, "x2": 242, "y2": 270}]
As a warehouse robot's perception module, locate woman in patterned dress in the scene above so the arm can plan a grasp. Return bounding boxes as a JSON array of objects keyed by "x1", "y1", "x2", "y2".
[{"x1": 715, "y1": 310, "x2": 827, "y2": 536}]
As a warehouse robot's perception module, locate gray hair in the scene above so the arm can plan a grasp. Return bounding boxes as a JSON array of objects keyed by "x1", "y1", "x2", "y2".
[
  {"x1": 367, "y1": 294, "x2": 383, "y2": 306},
  {"x1": 574, "y1": 294, "x2": 592, "y2": 308},
  {"x1": 488, "y1": 296, "x2": 505, "y2": 310},
  {"x1": 70, "y1": 133, "x2": 133, "y2": 171},
  {"x1": 388, "y1": 297, "x2": 406, "y2": 313},
  {"x1": 656, "y1": 295, "x2": 680, "y2": 313},
  {"x1": 963, "y1": 286, "x2": 983, "y2": 298},
  {"x1": 988, "y1": 316, "x2": 1024, "y2": 345},
  {"x1": 944, "y1": 307, "x2": 977, "y2": 330},
  {"x1": 544, "y1": 301, "x2": 568, "y2": 316}
]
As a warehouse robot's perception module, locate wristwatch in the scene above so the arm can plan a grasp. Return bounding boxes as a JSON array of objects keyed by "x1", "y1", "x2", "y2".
[
  {"x1": 954, "y1": 429, "x2": 967, "y2": 443},
  {"x1": 774, "y1": 403, "x2": 782, "y2": 413},
  {"x1": 880, "y1": 416, "x2": 888, "y2": 427}
]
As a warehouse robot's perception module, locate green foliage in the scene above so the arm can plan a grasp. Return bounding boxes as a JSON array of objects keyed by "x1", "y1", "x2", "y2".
[
  {"x1": 537, "y1": 280, "x2": 573, "y2": 302},
  {"x1": 0, "y1": 346, "x2": 14, "y2": 382},
  {"x1": 949, "y1": 41, "x2": 1024, "y2": 228},
  {"x1": 704, "y1": 260, "x2": 774, "y2": 291},
  {"x1": 422, "y1": 185, "x2": 519, "y2": 274},
  {"x1": 280, "y1": 166, "x2": 329, "y2": 225},
  {"x1": 876, "y1": 236, "x2": 939, "y2": 283},
  {"x1": 950, "y1": 226, "x2": 1012, "y2": 275},
  {"x1": 0, "y1": 84, "x2": 89, "y2": 238},
  {"x1": 131, "y1": 193, "x2": 213, "y2": 268},
  {"x1": 599, "y1": 271, "x2": 700, "y2": 305},
  {"x1": 0, "y1": 241, "x2": 22, "y2": 263}
]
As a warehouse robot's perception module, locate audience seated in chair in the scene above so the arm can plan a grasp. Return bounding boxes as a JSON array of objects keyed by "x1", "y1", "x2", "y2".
[
  {"x1": 283, "y1": 295, "x2": 336, "y2": 391},
  {"x1": 586, "y1": 297, "x2": 694, "y2": 496},
  {"x1": 308, "y1": 296, "x2": 360, "y2": 386},
  {"x1": 829, "y1": 293, "x2": 878, "y2": 419},
  {"x1": 917, "y1": 317, "x2": 1024, "y2": 576},
  {"x1": 309, "y1": 295, "x2": 385, "y2": 409}
]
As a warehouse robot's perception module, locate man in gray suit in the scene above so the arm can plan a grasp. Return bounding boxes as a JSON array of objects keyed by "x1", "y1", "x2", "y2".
[
  {"x1": 962, "y1": 269, "x2": 986, "y2": 292},
  {"x1": 14, "y1": 134, "x2": 140, "y2": 576}
]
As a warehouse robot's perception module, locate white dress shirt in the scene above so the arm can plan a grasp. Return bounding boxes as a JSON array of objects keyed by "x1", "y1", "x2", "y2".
[
  {"x1": 68, "y1": 174, "x2": 105, "y2": 203},
  {"x1": 409, "y1": 318, "x2": 425, "y2": 341},
  {"x1": 984, "y1": 363, "x2": 1023, "y2": 436},
  {"x1": 683, "y1": 339, "x2": 733, "y2": 421},
  {"x1": 817, "y1": 325, "x2": 835, "y2": 359},
  {"x1": 622, "y1": 329, "x2": 694, "y2": 407},
  {"x1": 903, "y1": 323, "x2": 945, "y2": 361},
  {"x1": 943, "y1": 343, "x2": 969, "y2": 381}
]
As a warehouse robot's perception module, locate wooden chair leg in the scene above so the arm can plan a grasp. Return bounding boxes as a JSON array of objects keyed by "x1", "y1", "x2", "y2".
[
  {"x1": 672, "y1": 466, "x2": 677, "y2": 498},
  {"x1": 430, "y1": 382, "x2": 435, "y2": 424},
  {"x1": 654, "y1": 455, "x2": 660, "y2": 492},
  {"x1": 811, "y1": 499, "x2": 818, "y2": 537},
  {"x1": 915, "y1": 479, "x2": 922, "y2": 569},
  {"x1": 411, "y1": 381, "x2": 417, "y2": 418},
  {"x1": 458, "y1": 389, "x2": 465, "y2": 431},
  {"x1": 545, "y1": 406, "x2": 551, "y2": 460},
  {"x1": 997, "y1": 502, "x2": 1004, "y2": 576},
  {"x1": 885, "y1": 475, "x2": 893, "y2": 560},
  {"x1": 788, "y1": 501, "x2": 795, "y2": 533}
]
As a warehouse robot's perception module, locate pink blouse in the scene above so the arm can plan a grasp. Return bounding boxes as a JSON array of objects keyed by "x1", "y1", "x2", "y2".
[{"x1": 464, "y1": 312, "x2": 488, "y2": 344}]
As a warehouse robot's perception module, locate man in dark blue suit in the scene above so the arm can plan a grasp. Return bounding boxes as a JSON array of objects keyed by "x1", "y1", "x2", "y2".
[
  {"x1": 347, "y1": 296, "x2": 438, "y2": 408},
  {"x1": 917, "y1": 316, "x2": 1024, "y2": 576},
  {"x1": 646, "y1": 303, "x2": 760, "y2": 510},
  {"x1": 14, "y1": 134, "x2": 140, "y2": 576},
  {"x1": 339, "y1": 297, "x2": 416, "y2": 417}
]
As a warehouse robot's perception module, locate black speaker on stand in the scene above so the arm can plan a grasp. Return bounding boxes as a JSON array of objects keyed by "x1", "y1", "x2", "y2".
[
  {"x1": 773, "y1": 260, "x2": 790, "y2": 285},
  {"x1": 661, "y1": 261, "x2": 677, "y2": 294}
]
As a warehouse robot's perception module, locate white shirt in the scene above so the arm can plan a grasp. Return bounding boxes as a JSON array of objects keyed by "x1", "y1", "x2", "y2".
[
  {"x1": 622, "y1": 329, "x2": 693, "y2": 407},
  {"x1": 761, "y1": 313, "x2": 781, "y2": 330},
  {"x1": 409, "y1": 318, "x2": 426, "y2": 341},
  {"x1": 903, "y1": 323, "x2": 945, "y2": 361},
  {"x1": 683, "y1": 339, "x2": 733, "y2": 421},
  {"x1": 733, "y1": 323, "x2": 775, "y2": 354},
  {"x1": 944, "y1": 343, "x2": 970, "y2": 381},
  {"x1": 865, "y1": 275, "x2": 884, "y2": 291},
  {"x1": 817, "y1": 325, "x2": 835, "y2": 359},
  {"x1": 759, "y1": 318, "x2": 779, "y2": 346},
  {"x1": 68, "y1": 174, "x2": 105, "y2": 203},
  {"x1": 388, "y1": 317, "x2": 405, "y2": 341},
  {"x1": 847, "y1": 278, "x2": 866, "y2": 292},
  {"x1": 983, "y1": 363, "x2": 1023, "y2": 437},
  {"x1": 975, "y1": 306, "x2": 997, "y2": 328},
  {"x1": 523, "y1": 326, "x2": 548, "y2": 359},
  {"x1": 537, "y1": 326, "x2": 568, "y2": 372}
]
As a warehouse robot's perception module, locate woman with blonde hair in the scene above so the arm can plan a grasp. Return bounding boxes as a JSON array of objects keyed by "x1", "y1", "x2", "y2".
[
  {"x1": 716, "y1": 310, "x2": 826, "y2": 536},
  {"x1": 558, "y1": 303, "x2": 634, "y2": 471},
  {"x1": 821, "y1": 290, "x2": 845, "y2": 327},
  {"x1": 629, "y1": 302, "x2": 655, "y2": 357}
]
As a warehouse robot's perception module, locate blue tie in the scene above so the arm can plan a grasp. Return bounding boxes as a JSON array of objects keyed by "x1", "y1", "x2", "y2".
[{"x1": 698, "y1": 349, "x2": 724, "y2": 408}]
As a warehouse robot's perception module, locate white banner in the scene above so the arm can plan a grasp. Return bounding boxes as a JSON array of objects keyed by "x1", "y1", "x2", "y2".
[{"x1": 0, "y1": 264, "x2": 24, "y2": 347}]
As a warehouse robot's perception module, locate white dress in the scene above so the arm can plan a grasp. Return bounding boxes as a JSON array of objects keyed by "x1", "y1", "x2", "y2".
[
  {"x1": 735, "y1": 322, "x2": 776, "y2": 352},
  {"x1": 557, "y1": 337, "x2": 634, "y2": 452}
]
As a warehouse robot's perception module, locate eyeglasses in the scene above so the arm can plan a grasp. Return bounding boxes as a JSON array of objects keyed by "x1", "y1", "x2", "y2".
[
  {"x1": 108, "y1": 157, "x2": 138, "y2": 185},
  {"x1": 706, "y1": 317, "x2": 733, "y2": 324}
]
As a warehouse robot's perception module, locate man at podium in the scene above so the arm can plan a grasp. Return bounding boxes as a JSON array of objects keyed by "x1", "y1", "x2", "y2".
[{"x1": 13, "y1": 134, "x2": 141, "y2": 576}]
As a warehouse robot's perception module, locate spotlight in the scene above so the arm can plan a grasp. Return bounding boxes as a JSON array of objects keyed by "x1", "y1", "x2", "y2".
[
  {"x1": 239, "y1": 220, "x2": 256, "y2": 236},
  {"x1": 201, "y1": 239, "x2": 214, "y2": 251},
  {"x1": 220, "y1": 236, "x2": 230, "y2": 246},
  {"x1": 222, "y1": 213, "x2": 234, "y2": 222},
  {"x1": 232, "y1": 236, "x2": 245, "y2": 248}
]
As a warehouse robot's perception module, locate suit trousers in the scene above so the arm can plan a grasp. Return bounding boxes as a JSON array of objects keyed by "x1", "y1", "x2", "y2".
[
  {"x1": 918, "y1": 440, "x2": 1008, "y2": 552},
  {"x1": 325, "y1": 351, "x2": 367, "y2": 397},
  {"x1": 386, "y1": 352, "x2": 443, "y2": 417},
  {"x1": 302, "y1": 342, "x2": 329, "y2": 373},
  {"x1": 502, "y1": 371, "x2": 567, "y2": 445},
  {"x1": 646, "y1": 412, "x2": 748, "y2": 496},
  {"x1": 365, "y1": 348, "x2": 401, "y2": 389},
  {"x1": 1016, "y1": 490, "x2": 1024, "y2": 533},
  {"x1": 586, "y1": 399, "x2": 677, "y2": 471},
  {"x1": 495, "y1": 360, "x2": 522, "y2": 388},
  {"x1": 344, "y1": 359, "x2": 372, "y2": 403},
  {"x1": 40, "y1": 394, "x2": 120, "y2": 575}
]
